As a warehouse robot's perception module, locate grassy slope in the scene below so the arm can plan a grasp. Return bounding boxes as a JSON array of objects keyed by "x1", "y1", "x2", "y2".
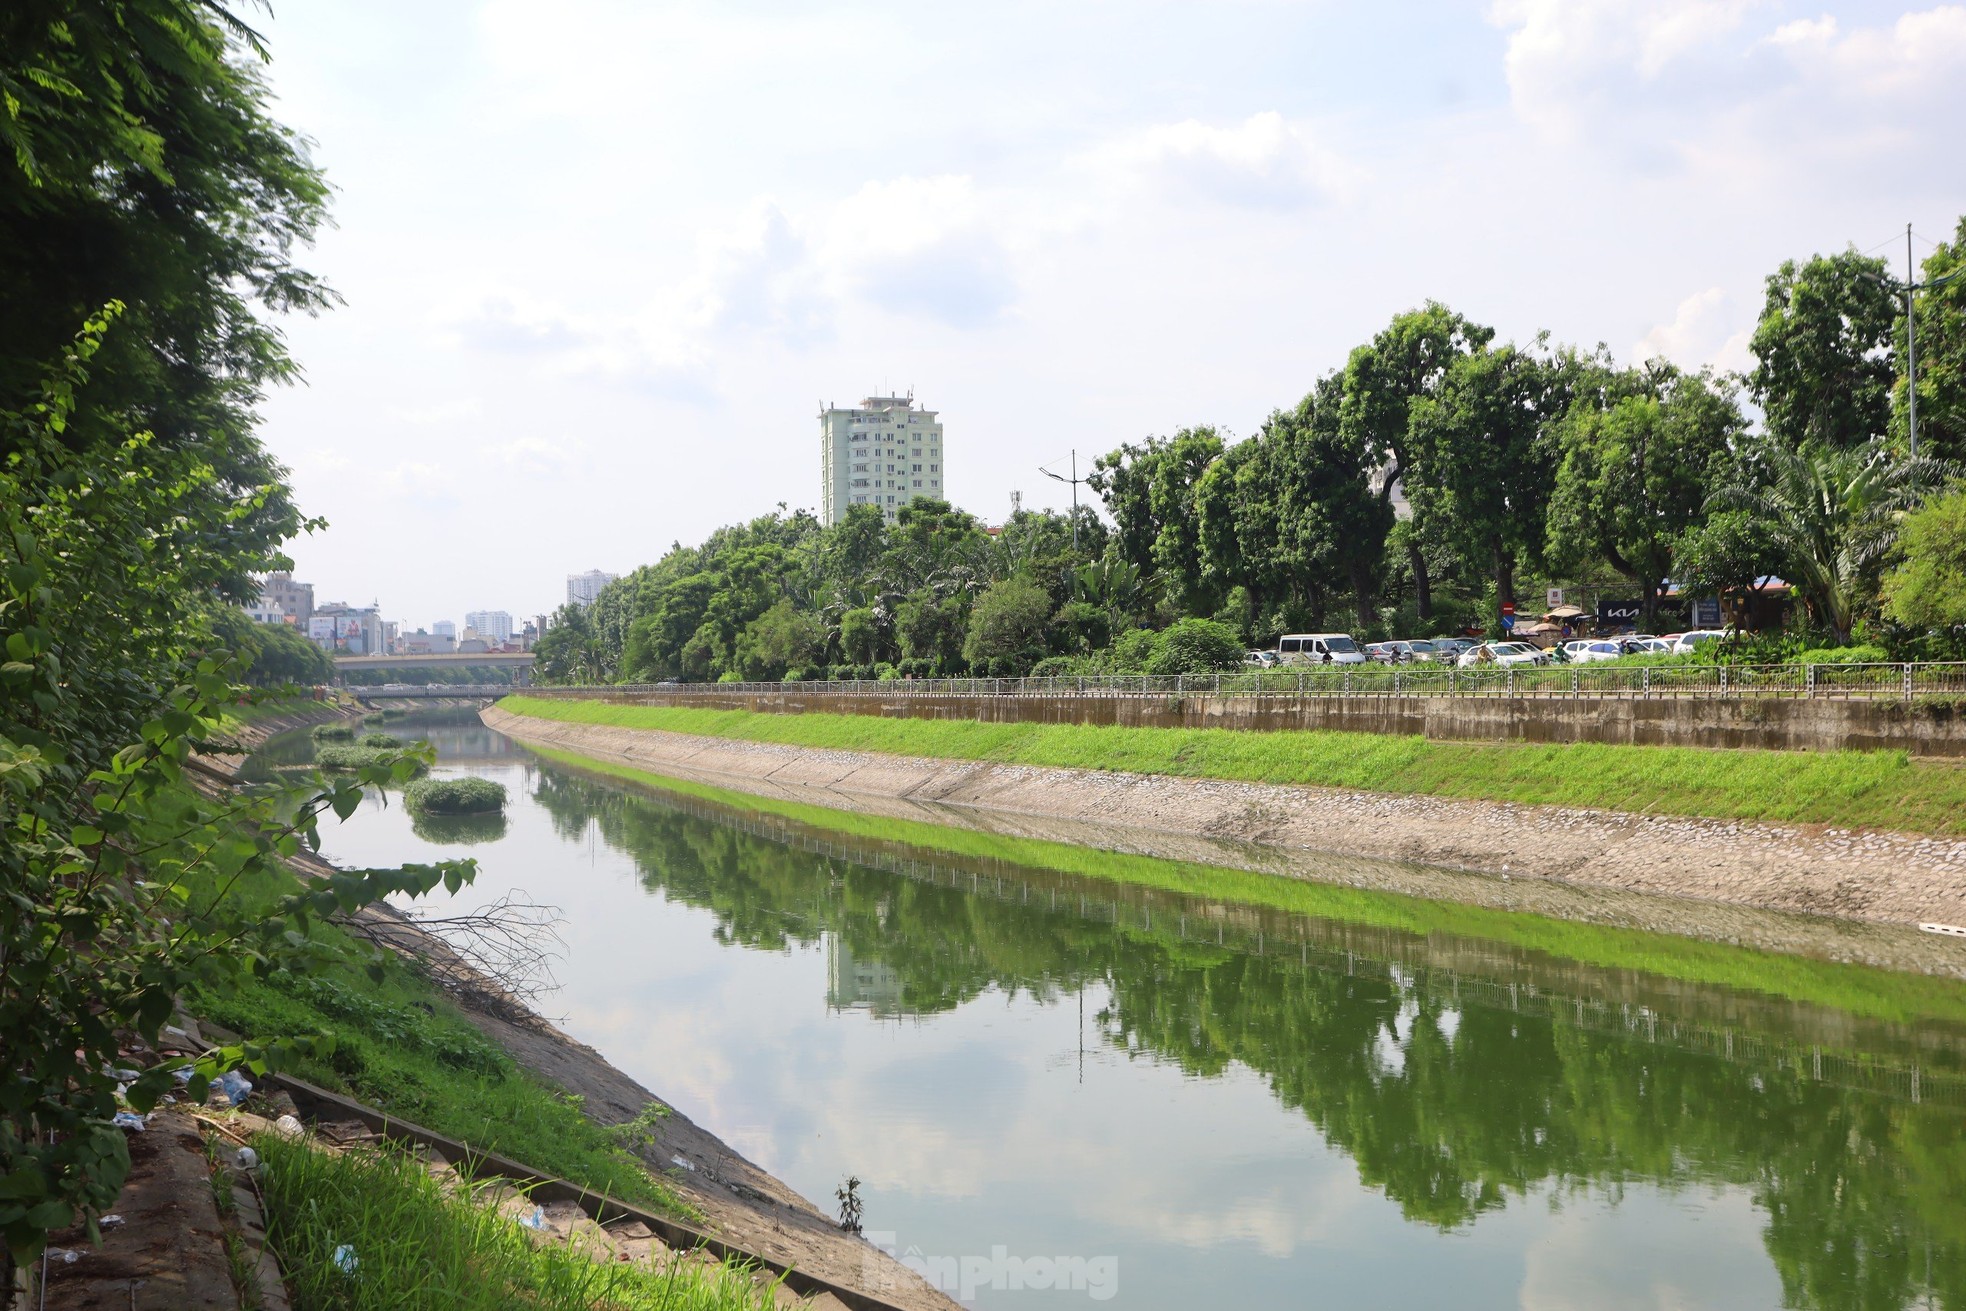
[
  {"x1": 191, "y1": 855, "x2": 692, "y2": 1217},
  {"x1": 527, "y1": 743, "x2": 1966, "y2": 1030},
  {"x1": 499, "y1": 696, "x2": 1966, "y2": 836},
  {"x1": 255, "y1": 1134, "x2": 767, "y2": 1311}
]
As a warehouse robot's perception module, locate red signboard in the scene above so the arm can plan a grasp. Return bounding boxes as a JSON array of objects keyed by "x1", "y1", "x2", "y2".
[{"x1": 1501, "y1": 602, "x2": 1516, "y2": 615}]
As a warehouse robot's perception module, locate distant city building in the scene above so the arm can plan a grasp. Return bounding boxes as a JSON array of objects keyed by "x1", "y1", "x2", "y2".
[
  {"x1": 464, "y1": 610, "x2": 513, "y2": 644},
  {"x1": 819, "y1": 393, "x2": 944, "y2": 526},
  {"x1": 256, "y1": 571, "x2": 314, "y2": 628},
  {"x1": 566, "y1": 569, "x2": 618, "y2": 609},
  {"x1": 308, "y1": 602, "x2": 383, "y2": 655},
  {"x1": 242, "y1": 599, "x2": 288, "y2": 626},
  {"x1": 400, "y1": 628, "x2": 455, "y2": 655},
  {"x1": 432, "y1": 620, "x2": 456, "y2": 639}
]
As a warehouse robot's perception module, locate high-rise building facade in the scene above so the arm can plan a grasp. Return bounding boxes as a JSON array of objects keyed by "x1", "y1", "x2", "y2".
[
  {"x1": 819, "y1": 394, "x2": 944, "y2": 526},
  {"x1": 566, "y1": 569, "x2": 618, "y2": 609},
  {"x1": 464, "y1": 610, "x2": 513, "y2": 644}
]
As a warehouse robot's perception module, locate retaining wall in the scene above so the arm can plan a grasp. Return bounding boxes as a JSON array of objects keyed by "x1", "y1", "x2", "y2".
[{"x1": 558, "y1": 688, "x2": 1966, "y2": 757}]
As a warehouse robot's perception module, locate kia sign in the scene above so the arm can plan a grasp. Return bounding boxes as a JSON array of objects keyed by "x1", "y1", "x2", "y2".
[{"x1": 1597, "y1": 599, "x2": 1641, "y2": 627}]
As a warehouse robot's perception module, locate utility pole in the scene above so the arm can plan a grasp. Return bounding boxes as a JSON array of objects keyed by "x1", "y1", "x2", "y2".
[
  {"x1": 1908, "y1": 223, "x2": 1919, "y2": 462},
  {"x1": 1040, "y1": 450, "x2": 1089, "y2": 553},
  {"x1": 1871, "y1": 222, "x2": 1958, "y2": 464}
]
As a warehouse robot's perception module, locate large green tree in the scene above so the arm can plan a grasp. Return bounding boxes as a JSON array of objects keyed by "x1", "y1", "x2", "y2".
[
  {"x1": 1090, "y1": 427, "x2": 1226, "y2": 616},
  {"x1": 1547, "y1": 365, "x2": 1745, "y2": 627},
  {"x1": 1749, "y1": 250, "x2": 1899, "y2": 450},
  {"x1": 1339, "y1": 304, "x2": 1494, "y2": 620},
  {"x1": 1407, "y1": 340, "x2": 1581, "y2": 624}
]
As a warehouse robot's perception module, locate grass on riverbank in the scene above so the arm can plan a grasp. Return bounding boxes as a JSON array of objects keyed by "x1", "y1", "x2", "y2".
[
  {"x1": 189, "y1": 855, "x2": 691, "y2": 1218},
  {"x1": 255, "y1": 1134, "x2": 768, "y2": 1311},
  {"x1": 500, "y1": 696, "x2": 1966, "y2": 836},
  {"x1": 525, "y1": 743, "x2": 1966, "y2": 1029}
]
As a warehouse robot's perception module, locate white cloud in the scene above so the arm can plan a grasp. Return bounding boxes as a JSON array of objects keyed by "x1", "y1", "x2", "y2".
[
  {"x1": 1490, "y1": 0, "x2": 1765, "y2": 139},
  {"x1": 820, "y1": 176, "x2": 1018, "y2": 327},
  {"x1": 1490, "y1": 1, "x2": 1966, "y2": 172},
  {"x1": 1761, "y1": 6, "x2": 1966, "y2": 97},
  {"x1": 1089, "y1": 111, "x2": 1357, "y2": 210},
  {"x1": 1633, "y1": 287, "x2": 1754, "y2": 375}
]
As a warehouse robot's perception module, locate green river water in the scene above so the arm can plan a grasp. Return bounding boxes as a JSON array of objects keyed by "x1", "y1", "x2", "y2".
[{"x1": 268, "y1": 712, "x2": 1966, "y2": 1309}]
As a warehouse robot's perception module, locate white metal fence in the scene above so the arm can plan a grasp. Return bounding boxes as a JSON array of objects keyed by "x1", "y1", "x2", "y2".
[{"x1": 526, "y1": 662, "x2": 1966, "y2": 703}]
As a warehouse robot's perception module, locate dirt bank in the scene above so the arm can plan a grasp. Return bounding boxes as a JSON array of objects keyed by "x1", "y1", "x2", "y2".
[{"x1": 484, "y1": 707, "x2": 1966, "y2": 975}]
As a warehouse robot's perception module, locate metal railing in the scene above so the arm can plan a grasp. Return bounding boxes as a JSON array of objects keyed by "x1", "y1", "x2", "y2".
[{"x1": 523, "y1": 661, "x2": 1966, "y2": 703}]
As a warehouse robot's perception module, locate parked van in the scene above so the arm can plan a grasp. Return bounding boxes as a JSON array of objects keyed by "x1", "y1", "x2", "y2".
[{"x1": 1276, "y1": 633, "x2": 1367, "y2": 665}]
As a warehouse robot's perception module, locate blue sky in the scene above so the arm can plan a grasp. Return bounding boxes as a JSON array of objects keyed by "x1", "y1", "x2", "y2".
[{"x1": 252, "y1": 0, "x2": 1966, "y2": 626}]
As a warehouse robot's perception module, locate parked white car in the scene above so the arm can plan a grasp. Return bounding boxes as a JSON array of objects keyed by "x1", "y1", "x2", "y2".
[
  {"x1": 1245, "y1": 649, "x2": 1279, "y2": 668},
  {"x1": 1457, "y1": 641, "x2": 1550, "y2": 668},
  {"x1": 1671, "y1": 629, "x2": 1729, "y2": 655},
  {"x1": 1277, "y1": 633, "x2": 1367, "y2": 665},
  {"x1": 1566, "y1": 640, "x2": 1627, "y2": 664}
]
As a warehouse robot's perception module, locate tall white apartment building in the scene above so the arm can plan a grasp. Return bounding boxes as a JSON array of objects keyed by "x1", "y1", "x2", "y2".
[
  {"x1": 819, "y1": 394, "x2": 945, "y2": 526},
  {"x1": 464, "y1": 610, "x2": 513, "y2": 644},
  {"x1": 566, "y1": 569, "x2": 617, "y2": 609}
]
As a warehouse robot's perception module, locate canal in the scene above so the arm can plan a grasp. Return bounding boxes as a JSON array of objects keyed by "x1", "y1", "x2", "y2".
[{"x1": 280, "y1": 712, "x2": 1966, "y2": 1309}]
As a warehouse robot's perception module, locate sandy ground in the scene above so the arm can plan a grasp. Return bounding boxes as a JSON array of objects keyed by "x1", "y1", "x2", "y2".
[{"x1": 483, "y1": 707, "x2": 1966, "y2": 979}]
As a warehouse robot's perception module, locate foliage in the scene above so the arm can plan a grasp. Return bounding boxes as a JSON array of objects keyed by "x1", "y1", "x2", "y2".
[
  {"x1": 0, "y1": 288, "x2": 478, "y2": 1260},
  {"x1": 962, "y1": 575, "x2": 1054, "y2": 675},
  {"x1": 253, "y1": 1137, "x2": 753, "y2": 1311},
  {"x1": 1547, "y1": 366, "x2": 1744, "y2": 626},
  {"x1": 312, "y1": 723, "x2": 356, "y2": 741},
  {"x1": 404, "y1": 776, "x2": 508, "y2": 816},
  {"x1": 1882, "y1": 484, "x2": 1966, "y2": 631},
  {"x1": 1749, "y1": 249, "x2": 1900, "y2": 450},
  {"x1": 1706, "y1": 440, "x2": 1947, "y2": 639},
  {"x1": 315, "y1": 743, "x2": 426, "y2": 775},
  {"x1": 361, "y1": 732, "x2": 403, "y2": 748},
  {"x1": 1142, "y1": 618, "x2": 1246, "y2": 675},
  {"x1": 1, "y1": 0, "x2": 332, "y2": 590}
]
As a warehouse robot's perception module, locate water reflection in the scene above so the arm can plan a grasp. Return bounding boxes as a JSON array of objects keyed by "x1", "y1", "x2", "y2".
[
  {"x1": 519, "y1": 761, "x2": 1966, "y2": 1311},
  {"x1": 277, "y1": 714, "x2": 1966, "y2": 1310}
]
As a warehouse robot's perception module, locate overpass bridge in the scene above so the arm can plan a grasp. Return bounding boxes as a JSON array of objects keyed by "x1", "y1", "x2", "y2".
[
  {"x1": 334, "y1": 651, "x2": 534, "y2": 689},
  {"x1": 353, "y1": 685, "x2": 510, "y2": 701},
  {"x1": 334, "y1": 651, "x2": 534, "y2": 672}
]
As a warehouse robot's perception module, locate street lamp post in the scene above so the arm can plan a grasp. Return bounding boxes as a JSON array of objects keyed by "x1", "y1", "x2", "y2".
[
  {"x1": 1872, "y1": 222, "x2": 1959, "y2": 463},
  {"x1": 1040, "y1": 450, "x2": 1090, "y2": 553}
]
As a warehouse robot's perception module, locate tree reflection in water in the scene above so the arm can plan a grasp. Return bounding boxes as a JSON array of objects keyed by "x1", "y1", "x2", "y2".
[{"x1": 529, "y1": 764, "x2": 1966, "y2": 1311}]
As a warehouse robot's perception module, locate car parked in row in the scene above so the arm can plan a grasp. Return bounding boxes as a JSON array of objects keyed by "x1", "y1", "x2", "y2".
[
  {"x1": 1364, "y1": 639, "x2": 1444, "y2": 664},
  {"x1": 1457, "y1": 641, "x2": 1550, "y2": 668},
  {"x1": 1277, "y1": 633, "x2": 1368, "y2": 665}
]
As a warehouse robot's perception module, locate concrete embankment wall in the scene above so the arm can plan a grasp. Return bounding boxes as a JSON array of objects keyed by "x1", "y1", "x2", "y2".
[
  {"x1": 483, "y1": 707, "x2": 1966, "y2": 964},
  {"x1": 556, "y1": 688, "x2": 1966, "y2": 756}
]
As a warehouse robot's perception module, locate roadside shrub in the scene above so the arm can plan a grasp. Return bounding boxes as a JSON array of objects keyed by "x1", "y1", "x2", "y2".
[
  {"x1": 1104, "y1": 627, "x2": 1161, "y2": 673},
  {"x1": 1030, "y1": 655, "x2": 1093, "y2": 678},
  {"x1": 404, "y1": 777, "x2": 507, "y2": 815},
  {"x1": 1146, "y1": 618, "x2": 1246, "y2": 675}
]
